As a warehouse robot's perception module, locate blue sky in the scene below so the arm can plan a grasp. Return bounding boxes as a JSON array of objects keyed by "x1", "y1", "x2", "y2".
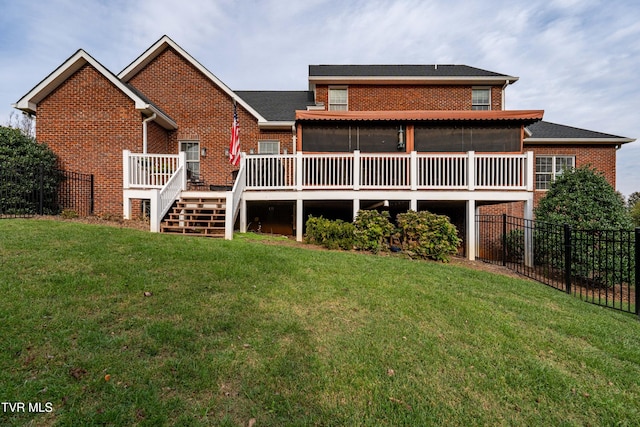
[{"x1": 1, "y1": 0, "x2": 638, "y2": 196}]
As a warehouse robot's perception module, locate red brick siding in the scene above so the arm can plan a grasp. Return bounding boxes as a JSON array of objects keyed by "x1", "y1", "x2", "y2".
[
  {"x1": 127, "y1": 47, "x2": 293, "y2": 186},
  {"x1": 528, "y1": 144, "x2": 617, "y2": 207},
  {"x1": 315, "y1": 84, "x2": 503, "y2": 111},
  {"x1": 36, "y1": 64, "x2": 141, "y2": 216},
  {"x1": 146, "y1": 120, "x2": 171, "y2": 154}
]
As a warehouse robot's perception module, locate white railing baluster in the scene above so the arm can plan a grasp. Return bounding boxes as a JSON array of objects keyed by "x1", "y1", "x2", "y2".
[
  {"x1": 225, "y1": 151, "x2": 530, "y2": 192},
  {"x1": 124, "y1": 152, "x2": 182, "y2": 189}
]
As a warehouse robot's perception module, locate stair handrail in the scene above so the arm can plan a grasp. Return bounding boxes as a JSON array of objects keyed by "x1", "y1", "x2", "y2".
[
  {"x1": 150, "y1": 152, "x2": 187, "y2": 232},
  {"x1": 225, "y1": 153, "x2": 246, "y2": 239}
]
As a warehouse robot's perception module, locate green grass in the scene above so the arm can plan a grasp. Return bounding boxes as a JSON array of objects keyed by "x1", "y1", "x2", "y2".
[{"x1": 1, "y1": 219, "x2": 639, "y2": 426}]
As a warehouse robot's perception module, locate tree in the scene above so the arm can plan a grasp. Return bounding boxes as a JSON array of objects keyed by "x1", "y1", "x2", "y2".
[
  {"x1": 0, "y1": 126, "x2": 60, "y2": 214},
  {"x1": 626, "y1": 192, "x2": 640, "y2": 227},
  {"x1": 631, "y1": 202, "x2": 640, "y2": 227},
  {"x1": 535, "y1": 165, "x2": 632, "y2": 230},
  {"x1": 535, "y1": 166, "x2": 633, "y2": 287},
  {"x1": 627, "y1": 191, "x2": 640, "y2": 209},
  {"x1": 5, "y1": 111, "x2": 35, "y2": 138}
]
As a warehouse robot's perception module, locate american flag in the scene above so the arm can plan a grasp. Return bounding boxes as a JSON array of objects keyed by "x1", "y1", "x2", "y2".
[{"x1": 229, "y1": 102, "x2": 240, "y2": 166}]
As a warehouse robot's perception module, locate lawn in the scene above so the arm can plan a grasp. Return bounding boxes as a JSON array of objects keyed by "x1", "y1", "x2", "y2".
[{"x1": 0, "y1": 219, "x2": 639, "y2": 426}]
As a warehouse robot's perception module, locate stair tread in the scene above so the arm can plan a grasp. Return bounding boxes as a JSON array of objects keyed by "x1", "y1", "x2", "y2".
[{"x1": 161, "y1": 196, "x2": 229, "y2": 237}]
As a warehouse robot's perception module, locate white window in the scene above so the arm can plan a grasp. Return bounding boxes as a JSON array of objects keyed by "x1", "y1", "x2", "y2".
[
  {"x1": 535, "y1": 155, "x2": 575, "y2": 190},
  {"x1": 472, "y1": 88, "x2": 491, "y2": 110},
  {"x1": 258, "y1": 140, "x2": 280, "y2": 154},
  {"x1": 180, "y1": 141, "x2": 200, "y2": 180},
  {"x1": 328, "y1": 87, "x2": 348, "y2": 111}
]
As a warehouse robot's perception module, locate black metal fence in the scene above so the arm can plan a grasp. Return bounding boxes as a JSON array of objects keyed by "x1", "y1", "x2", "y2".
[
  {"x1": 477, "y1": 214, "x2": 639, "y2": 317},
  {"x1": 0, "y1": 163, "x2": 93, "y2": 218}
]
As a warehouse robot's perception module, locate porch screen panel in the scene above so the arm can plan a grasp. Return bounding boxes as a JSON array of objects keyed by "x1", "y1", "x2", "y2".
[
  {"x1": 415, "y1": 125, "x2": 521, "y2": 152},
  {"x1": 302, "y1": 125, "x2": 350, "y2": 152},
  {"x1": 468, "y1": 126, "x2": 521, "y2": 152},
  {"x1": 356, "y1": 125, "x2": 399, "y2": 152},
  {"x1": 414, "y1": 126, "x2": 465, "y2": 152}
]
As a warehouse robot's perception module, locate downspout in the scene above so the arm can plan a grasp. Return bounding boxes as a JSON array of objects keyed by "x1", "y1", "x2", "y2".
[
  {"x1": 501, "y1": 80, "x2": 510, "y2": 110},
  {"x1": 142, "y1": 113, "x2": 157, "y2": 154}
]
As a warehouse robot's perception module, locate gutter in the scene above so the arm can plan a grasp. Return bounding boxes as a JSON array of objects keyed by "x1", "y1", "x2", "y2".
[
  {"x1": 142, "y1": 112, "x2": 156, "y2": 154},
  {"x1": 501, "y1": 80, "x2": 510, "y2": 109}
]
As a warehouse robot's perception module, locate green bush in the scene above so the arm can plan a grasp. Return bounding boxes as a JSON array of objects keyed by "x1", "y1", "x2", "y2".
[
  {"x1": 631, "y1": 203, "x2": 640, "y2": 227},
  {"x1": 535, "y1": 166, "x2": 634, "y2": 286},
  {"x1": 396, "y1": 210, "x2": 461, "y2": 262},
  {"x1": 305, "y1": 215, "x2": 355, "y2": 250},
  {"x1": 0, "y1": 126, "x2": 60, "y2": 215},
  {"x1": 353, "y1": 210, "x2": 395, "y2": 253},
  {"x1": 504, "y1": 229, "x2": 525, "y2": 263}
]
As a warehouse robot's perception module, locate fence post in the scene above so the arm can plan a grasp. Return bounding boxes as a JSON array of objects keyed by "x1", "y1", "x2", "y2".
[
  {"x1": 635, "y1": 228, "x2": 639, "y2": 319},
  {"x1": 38, "y1": 163, "x2": 44, "y2": 215},
  {"x1": 564, "y1": 224, "x2": 572, "y2": 294},
  {"x1": 90, "y1": 174, "x2": 95, "y2": 215},
  {"x1": 502, "y1": 213, "x2": 507, "y2": 266}
]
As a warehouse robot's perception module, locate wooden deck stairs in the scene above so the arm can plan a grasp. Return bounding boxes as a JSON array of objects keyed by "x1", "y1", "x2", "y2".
[{"x1": 160, "y1": 196, "x2": 226, "y2": 237}]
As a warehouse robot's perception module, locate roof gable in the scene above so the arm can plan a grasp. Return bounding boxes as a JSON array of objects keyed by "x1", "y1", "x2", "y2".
[
  {"x1": 118, "y1": 35, "x2": 267, "y2": 124},
  {"x1": 14, "y1": 49, "x2": 176, "y2": 129}
]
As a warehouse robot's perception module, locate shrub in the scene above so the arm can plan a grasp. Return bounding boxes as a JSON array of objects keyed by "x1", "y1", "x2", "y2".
[
  {"x1": 504, "y1": 229, "x2": 525, "y2": 263},
  {"x1": 305, "y1": 215, "x2": 355, "y2": 250},
  {"x1": 535, "y1": 166, "x2": 632, "y2": 230},
  {"x1": 61, "y1": 209, "x2": 79, "y2": 219},
  {"x1": 353, "y1": 210, "x2": 395, "y2": 253},
  {"x1": 0, "y1": 126, "x2": 60, "y2": 215},
  {"x1": 631, "y1": 203, "x2": 640, "y2": 227},
  {"x1": 396, "y1": 210, "x2": 461, "y2": 262},
  {"x1": 535, "y1": 166, "x2": 634, "y2": 286}
]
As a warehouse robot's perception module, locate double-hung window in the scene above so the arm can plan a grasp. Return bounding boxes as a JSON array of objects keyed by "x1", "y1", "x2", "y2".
[
  {"x1": 328, "y1": 87, "x2": 348, "y2": 111},
  {"x1": 535, "y1": 155, "x2": 575, "y2": 190},
  {"x1": 180, "y1": 141, "x2": 200, "y2": 180},
  {"x1": 472, "y1": 88, "x2": 491, "y2": 110}
]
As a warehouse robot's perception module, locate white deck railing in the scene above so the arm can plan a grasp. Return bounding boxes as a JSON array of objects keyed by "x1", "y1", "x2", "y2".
[
  {"x1": 123, "y1": 150, "x2": 187, "y2": 233},
  {"x1": 243, "y1": 151, "x2": 533, "y2": 191},
  {"x1": 123, "y1": 151, "x2": 181, "y2": 189}
]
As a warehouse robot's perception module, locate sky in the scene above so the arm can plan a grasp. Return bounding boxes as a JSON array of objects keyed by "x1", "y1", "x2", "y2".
[{"x1": 1, "y1": 0, "x2": 638, "y2": 196}]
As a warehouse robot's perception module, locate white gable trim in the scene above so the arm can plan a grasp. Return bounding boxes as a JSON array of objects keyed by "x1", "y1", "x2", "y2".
[
  {"x1": 118, "y1": 36, "x2": 267, "y2": 123},
  {"x1": 14, "y1": 49, "x2": 177, "y2": 129}
]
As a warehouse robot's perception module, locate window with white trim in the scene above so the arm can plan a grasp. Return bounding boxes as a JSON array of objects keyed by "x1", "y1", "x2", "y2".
[
  {"x1": 472, "y1": 88, "x2": 491, "y2": 110},
  {"x1": 535, "y1": 155, "x2": 575, "y2": 190},
  {"x1": 258, "y1": 140, "x2": 280, "y2": 154},
  {"x1": 180, "y1": 141, "x2": 200, "y2": 180},
  {"x1": 328, "y1": 87, "x2": 348, "y2": 111}
]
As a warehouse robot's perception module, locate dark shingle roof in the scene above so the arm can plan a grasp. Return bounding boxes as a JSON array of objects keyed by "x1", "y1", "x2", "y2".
[
  {"x1": 309, "y1": 64, "x2": 513, "y2": 78},
  {"x1": 236, "y1": 91, "x2": 315, "y2": 121},
  {"x1": 527, "y1": 121, "x2": 630, "y2": 140}
]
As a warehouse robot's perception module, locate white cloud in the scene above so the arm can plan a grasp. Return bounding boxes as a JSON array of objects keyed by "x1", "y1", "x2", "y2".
[{"x1": 1, "y1": 0, "x2": 638, "y2": 194}]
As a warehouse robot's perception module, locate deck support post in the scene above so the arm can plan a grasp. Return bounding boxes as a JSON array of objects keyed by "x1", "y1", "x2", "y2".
[
  {"x1": 466, "y1": 199, "x2": 476, "y2": 260},
  {"x1": 523, "y1": 197, "x2": 534, "y2": 267},
  {"x1": 123, "y1": 196, "x2": 132, "y2": 220},
  {"x1": 353, "y1": 199, "x2": 360, "y2": 221},
  {"x1": 239, "y1": 198, "x2": 247, "y2": 233},
  {"x1": 296, "y1": 199, "x2": 303, "y2": 242},
  {"x1": 150, "y1": 189, "x2": 160, "y2": 233}
]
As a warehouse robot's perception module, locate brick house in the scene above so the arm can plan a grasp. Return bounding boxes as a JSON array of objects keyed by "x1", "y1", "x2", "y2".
[{"x1": 14, "y1": 35, "x2": 634, "y2": 259}]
